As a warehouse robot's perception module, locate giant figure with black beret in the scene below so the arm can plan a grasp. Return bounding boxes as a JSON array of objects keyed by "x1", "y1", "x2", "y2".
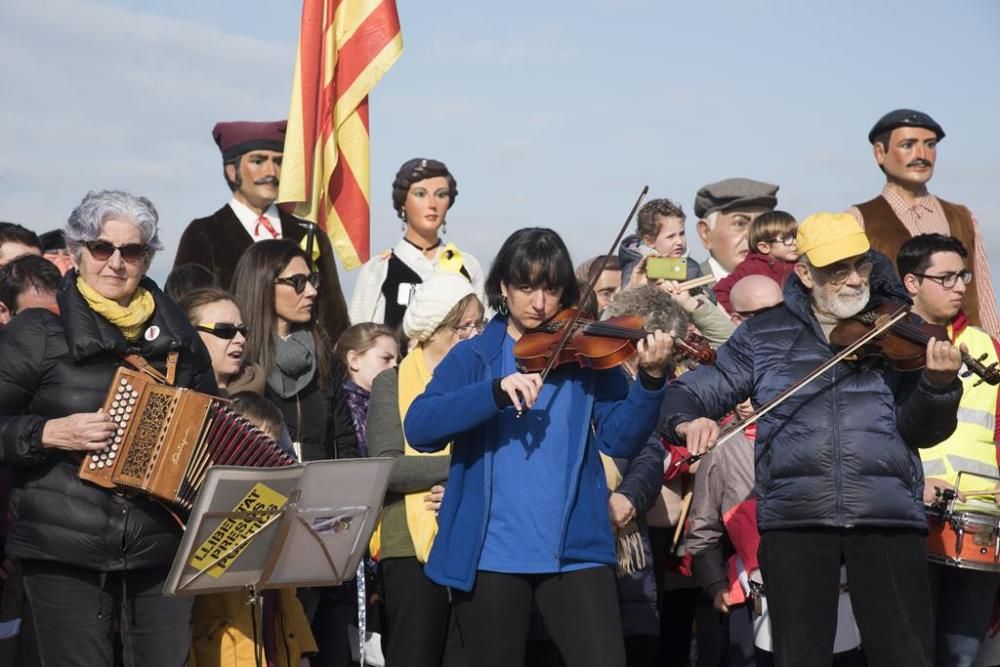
[
  {"x1": 174, "y1": 120, "x2": 349, "y2": 341},
  {"x1": 849, "y1": 108, "x2": 1000, "y2": 338}
]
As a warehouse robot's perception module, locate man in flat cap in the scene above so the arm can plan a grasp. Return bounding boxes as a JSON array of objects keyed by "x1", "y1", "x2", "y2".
[
  {"x1": 175, "y1": 120, "x2": 348, "y2": 340},
  {"x1": 694, "y1": 178, "x2": 779, "y2": 283},
  {"x1": 850, "y1": 108, "x2": 1000, "y2": 337}
]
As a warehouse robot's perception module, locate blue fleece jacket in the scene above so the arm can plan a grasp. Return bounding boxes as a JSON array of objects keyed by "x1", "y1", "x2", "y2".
[{"x1": 403, "y1": 315, "x2": 667, "y2": 591}]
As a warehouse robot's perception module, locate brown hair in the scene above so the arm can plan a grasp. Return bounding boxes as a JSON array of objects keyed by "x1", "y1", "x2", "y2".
[
  {"x1": 749, "y1": 210, "x2": 797, "y2": 249},
  {"x1": 636, "y1": 198, "x2": 685, "y2": 242},
  {"x1": 176, "y1": 287, "x2": 239, "y2": 325},
  {"x1": 229, "y1": 391, "x2": 284, "y2": 440},
  {"x1": 429, "y1": 293, "x2": 483, "y2": 341},
  {"x1": 334, "y1": 322, "x2": 397, "y2": 368}
]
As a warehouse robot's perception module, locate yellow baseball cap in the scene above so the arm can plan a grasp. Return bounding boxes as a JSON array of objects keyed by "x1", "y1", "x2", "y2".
[{"x1": 796, "y1": 212, "x2": 871, "y2": 268}]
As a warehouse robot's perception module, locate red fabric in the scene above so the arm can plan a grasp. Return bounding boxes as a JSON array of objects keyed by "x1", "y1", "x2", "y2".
[
  {"x1": 713, "y1": 252, "x2": 797, "y2": 313},
  {"x1": 255, "y1": 214, "x2": 280, "y2": 239},
  {"x1": 722, "y1": 498, "x2": 760, "y2": 605},
  {"x1": 662, "y1": 441, "x2": 691, "y2": 480},
  {"x1": 211, "y1": 120, "x2": 287, "y2": 160}
]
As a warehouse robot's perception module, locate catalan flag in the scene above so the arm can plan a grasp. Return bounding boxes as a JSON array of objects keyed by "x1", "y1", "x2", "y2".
[{"x1": 279, "y1": 0, "x2": 403, "y2": 269}]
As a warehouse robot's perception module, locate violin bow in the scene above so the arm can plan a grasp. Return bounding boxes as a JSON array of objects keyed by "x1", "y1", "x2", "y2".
[
  {"x1": 676, "y1": 304, "x2": 910, "y2": 468},
  {"x1": 534, "y1": 185, "x2": 649, "y2": 385}
]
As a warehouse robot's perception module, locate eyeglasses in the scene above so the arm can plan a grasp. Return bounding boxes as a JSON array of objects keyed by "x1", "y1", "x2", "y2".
[
  {"x1": 196, "y1": 322, "x2": 248, "y2": 339},
  {"x1": 274, "y1": 272, "x2": 321, "y2": 294},
  {"x1": 84, "y1": 240, "x2": 150, "y2": 264},
  {"x1": 451, "y1": 321, "x2": 485, "y2": 338},
  {"x1": 815, "y1": 259, "x2": 873, "y2": 286},
  {"x1": 734, "y1": 305, "x2": 776, "y2": 319},
  {"x1": 913, "y1": 270, "x2": 973, "y2": 290},
  {"x1": 767, "y1": 234, "x2": 797, "y2": 246}
]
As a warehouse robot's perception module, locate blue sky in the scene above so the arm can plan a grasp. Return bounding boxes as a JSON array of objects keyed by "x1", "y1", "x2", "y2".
[{"x1": 1, "y1": 0, "x2": 998, "y2": 295}]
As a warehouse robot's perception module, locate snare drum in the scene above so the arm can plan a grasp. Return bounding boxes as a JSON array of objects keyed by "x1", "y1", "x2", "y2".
[
  {"x1": 751, "y1": 565, "x2": 861, "y2": 653},
  {"x1": 926, "y1": 505, "x2": 1000, "y2": 572}
]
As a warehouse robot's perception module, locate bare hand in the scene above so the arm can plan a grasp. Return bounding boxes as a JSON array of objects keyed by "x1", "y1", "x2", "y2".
[
  {"x1": 659, "y1": 280, "x2": 699, "y2": 313},
  {"x1": 424, "y1": 484, "x2": 445, "y2": 515},
  {"x1": 41, "y1": 411, "x2": 115, "y2": 451},
  {"x1": 636, "y1": 330, "x2": 674, "y2": 378},
  {"x1": 924, "y1": 477, "x2": 965, "y2": 505},
  {"x1": 675, "y1": 418, "x2": 720, "y2": 457},
  {"x1": 924, "y1": 338, "x2": 963, "y2": 387},
  {"x1": 608, "y1": 492, "x2": 636, "y2": 528},
  {"x1": 629, "y1": 255, "x2": 651, "y2": 287},
  {"x1": 713, "y1": 589, "x2": 732, "y2": 614},
  {"x1": 499, "y1": 372, "x2": 543, "y2": 412}
]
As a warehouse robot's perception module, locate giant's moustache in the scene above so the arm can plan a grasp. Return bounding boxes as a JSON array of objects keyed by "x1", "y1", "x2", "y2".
[
  {"x1": 906, "y1": 159, "x2": 933, "y2": 169},
  {"x1": 254, "y1": 177, "x2": 280, "y2": 186}
]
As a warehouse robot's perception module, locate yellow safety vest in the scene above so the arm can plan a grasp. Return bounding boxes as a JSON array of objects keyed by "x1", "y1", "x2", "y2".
[{"x1": 920, "y1": 322, "x2": 1000, "y2": 488}]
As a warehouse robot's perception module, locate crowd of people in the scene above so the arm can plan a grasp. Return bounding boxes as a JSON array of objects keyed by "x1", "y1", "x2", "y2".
[{"x1": 0, "y1": 106, "x2": 998, "y2": 667}]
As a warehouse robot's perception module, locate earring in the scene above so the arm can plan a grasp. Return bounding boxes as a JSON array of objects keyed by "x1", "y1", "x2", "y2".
[
  {"x1": 498, "y1": 296, "x2": 509, "y2": 316},
  {"x1": 441, "y1": 222, "x2": 447, "y2": 235}
]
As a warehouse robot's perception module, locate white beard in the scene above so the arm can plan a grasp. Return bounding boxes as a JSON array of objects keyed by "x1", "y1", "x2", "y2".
[{"x1": 815, "y1": 284, "x2": 870, "y2": 320}]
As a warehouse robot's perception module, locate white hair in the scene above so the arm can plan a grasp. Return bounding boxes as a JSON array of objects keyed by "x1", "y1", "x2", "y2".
[
  {"x1": 65, "y1": 190, "x2": 163, "y2": 263},
  {"x1": 702, "y1": 211, "x2": 719, "y2": 230}
]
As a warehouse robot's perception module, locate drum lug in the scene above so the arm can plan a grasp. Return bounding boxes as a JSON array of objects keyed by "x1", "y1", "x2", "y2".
[{"x1": 955, "y1": 524, "x2": 965, "y2": 557}]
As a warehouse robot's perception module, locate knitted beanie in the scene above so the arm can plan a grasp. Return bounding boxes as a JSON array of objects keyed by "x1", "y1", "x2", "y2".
[{"x1": 402, "y1": 271, "x2": 475, "y2": 342}]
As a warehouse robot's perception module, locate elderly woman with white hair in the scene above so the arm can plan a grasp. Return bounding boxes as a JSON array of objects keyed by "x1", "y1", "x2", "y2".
[
  {"x1": 366, "y1": 271, "x2": 483, "y2": 667},
  {"x1": 0, "y1": 190, "x2": 217, "y2": 666}
]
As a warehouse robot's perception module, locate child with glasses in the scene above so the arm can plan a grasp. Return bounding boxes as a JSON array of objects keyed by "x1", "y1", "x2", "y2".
[{"x1": 713, "y1": 210, "x2": 799, "y2": 314}]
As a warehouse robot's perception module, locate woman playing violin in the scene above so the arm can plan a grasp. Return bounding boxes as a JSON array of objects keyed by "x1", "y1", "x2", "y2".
[{"x1": 403, "y1": 228, "x2": 673, "y2": 667}]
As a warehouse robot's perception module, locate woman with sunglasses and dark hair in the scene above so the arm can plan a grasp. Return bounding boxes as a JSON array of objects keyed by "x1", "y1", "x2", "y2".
[
  {"x1": 232, "y1": 239, "x2": 359, "y2": 667},
  {"x1": 0, "y1": 190, "x2": 217, "y2": 666},
  {"x1": 403, "y1": 228, "x2": 675, "y2": 667},
  {"x1": 176, "y1": 287, "x2": 266, "y2": 395}
]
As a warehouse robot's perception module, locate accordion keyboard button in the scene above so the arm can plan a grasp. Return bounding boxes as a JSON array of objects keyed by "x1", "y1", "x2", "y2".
[
  {"x1": 96, "y1": 461, "x2": 104, "y2": 468},
  {"x1": 88, "y1": 462, "x2": 97, "y2": 470},
  {"x1": 108, "y1": 452, "x2": 116, "y2": 459}
]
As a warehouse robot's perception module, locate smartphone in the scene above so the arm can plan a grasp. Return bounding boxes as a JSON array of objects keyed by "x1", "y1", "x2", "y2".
[{"x1": 645, "y1": 256, "x2": 687, "y2": 280}]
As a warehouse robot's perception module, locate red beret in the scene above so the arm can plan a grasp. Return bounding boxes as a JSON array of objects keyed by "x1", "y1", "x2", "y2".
[{"x1": 212, "y1": 120, "x2": 287, "y2": 161}]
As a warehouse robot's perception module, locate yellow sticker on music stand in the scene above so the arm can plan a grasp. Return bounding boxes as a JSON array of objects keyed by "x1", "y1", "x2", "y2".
[{"x1": 189, "y1": 482, "x2": 289, "y2": 578}]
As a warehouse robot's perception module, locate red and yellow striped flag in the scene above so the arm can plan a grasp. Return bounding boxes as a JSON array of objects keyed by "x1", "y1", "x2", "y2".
[{"x1": 279, "y1": 0, "x2": 403, "y2": 269}]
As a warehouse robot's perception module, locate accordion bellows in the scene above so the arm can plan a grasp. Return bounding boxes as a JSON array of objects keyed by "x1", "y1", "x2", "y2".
[{"x1": 79, "y1": 367, "x2": 297, "y2": 510}]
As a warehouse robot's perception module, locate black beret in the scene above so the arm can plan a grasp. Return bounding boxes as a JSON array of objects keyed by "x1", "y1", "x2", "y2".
[{"x1": 868, "y1": 109, "x2": 945, "y2": 144}]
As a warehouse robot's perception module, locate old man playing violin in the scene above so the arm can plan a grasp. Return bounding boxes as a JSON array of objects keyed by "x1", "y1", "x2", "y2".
[
  {"x1": 403, "y1": 227, "x2": 673, "y2": 667},
  {"x1": 661, "y1": 213, "x2": 963, "y2": 667}
]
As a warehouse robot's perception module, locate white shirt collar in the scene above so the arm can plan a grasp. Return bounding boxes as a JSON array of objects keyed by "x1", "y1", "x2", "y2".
[
  {"x1": 228, "y1": 197, "x2": 283, "y2": 240},
  {"x1": 708, "y1": 256, "x2": 730, "y2": 280}
]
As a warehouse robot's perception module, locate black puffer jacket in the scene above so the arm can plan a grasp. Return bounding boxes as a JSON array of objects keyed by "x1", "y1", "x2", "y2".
[
  {"x1": 0, "y1": 272, "x2": 217, "y2": 571},
  {"x1": 662, "y1": 254, "x2": 963, "y2": 531}
]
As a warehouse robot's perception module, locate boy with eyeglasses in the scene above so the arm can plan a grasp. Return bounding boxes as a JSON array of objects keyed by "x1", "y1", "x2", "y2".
[
  {"x1": 898, "y1": 233, "x2": 1000, "y2": 667},
  {"x1": 713, "y1": 211, "x2": 799, "y2": 314}
]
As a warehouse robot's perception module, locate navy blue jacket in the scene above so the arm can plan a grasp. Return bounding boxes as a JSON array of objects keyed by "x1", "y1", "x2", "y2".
[
  {"x1": 403, "y1": 316, "x2": 666, "y2": 591},
  {"x1": 661, "y1": 267, "x2": 962, "y2": 532}
]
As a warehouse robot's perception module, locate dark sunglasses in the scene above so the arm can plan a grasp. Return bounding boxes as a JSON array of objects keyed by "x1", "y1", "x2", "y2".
[
  {"x1": 84, "y1": 240, "x2": 150, "y2": 264},
  {"x1": 196, "y1": 322, "x2": 249, "y2": 339},
  {"x1": 274, "y1": 272, "x2": 321, "y2": 294}
]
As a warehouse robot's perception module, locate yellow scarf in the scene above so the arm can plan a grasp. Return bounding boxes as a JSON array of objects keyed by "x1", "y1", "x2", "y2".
[
  {"x1": 76, "y1": 276, "x2": 155, "y2": 342},
  {"x1": 399, "y1": 348, "x2": 450, "y2": 562}
]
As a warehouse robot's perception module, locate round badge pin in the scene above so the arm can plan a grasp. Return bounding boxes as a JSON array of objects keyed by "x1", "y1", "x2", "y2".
[{"x1": 144, "y1": 325, "x2": 161, "y2": 342}]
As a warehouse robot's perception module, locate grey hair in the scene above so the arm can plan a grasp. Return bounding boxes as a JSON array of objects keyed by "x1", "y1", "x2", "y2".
[
  {"x1": 702, "y1": 211, "x2": 719, "y2": 230},
  {"x1": 602, "y1": 284, "x2": 689, "y2": 338},
  {"x1": 65, "y1": 190, "x2": 163, "y2": 264}
]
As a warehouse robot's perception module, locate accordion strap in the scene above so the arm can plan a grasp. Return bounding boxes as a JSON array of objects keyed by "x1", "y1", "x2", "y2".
[{"x1": 120, "y1": 351, "x2": 179, "y2": 385}]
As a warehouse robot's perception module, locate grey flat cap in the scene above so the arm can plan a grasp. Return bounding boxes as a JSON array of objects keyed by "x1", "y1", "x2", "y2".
[{"x1": 694, "y1": 178, "x2": 779, "y2": 219}]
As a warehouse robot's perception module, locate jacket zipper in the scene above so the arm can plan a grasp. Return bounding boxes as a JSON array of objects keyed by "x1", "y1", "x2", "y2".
[{"x1": 830, "y1": 364, "x2": 847, "y2": 527}]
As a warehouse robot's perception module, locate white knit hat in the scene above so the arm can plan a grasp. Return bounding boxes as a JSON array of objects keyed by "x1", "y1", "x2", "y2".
[{"x1": 403, "y1": 271, "x2": 476, "y2": 342}]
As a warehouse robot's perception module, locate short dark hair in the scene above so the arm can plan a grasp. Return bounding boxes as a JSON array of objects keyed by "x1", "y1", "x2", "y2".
[
  {"x1": 636, "y1": 199, "x2": 685, "y2": 242},
  {"x1": 748, "y1": 210, "x2": 797, "y2": 248},
  {"x1": 391, "y1": 158, "x2": 458, "y2": 218},
  {"x1": 165, "y1": 263, "x2": 218, "y2": 302},
  {"x1": 485, "y1": 228, "x2": 579, "y2": 311},
  {"x1": 0, "y1": 254, "x2": 61, "y2": 312},
  {"x1": 897, "y1": 233, "x2": 968, "y2": 279},
  {"x1": 0, "y1": 222, "x2": 41, "y2": 253},
  {"x1": 229, "y1": 391, "x2": 285, "y2": 440}
]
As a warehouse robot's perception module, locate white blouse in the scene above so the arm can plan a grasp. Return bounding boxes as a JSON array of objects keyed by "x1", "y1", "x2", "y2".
[{"x1": 348, "y1": 238, "x2": 485, "y2": 325}]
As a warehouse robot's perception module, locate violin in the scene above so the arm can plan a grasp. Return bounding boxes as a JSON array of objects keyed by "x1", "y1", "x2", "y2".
[
  {"x1": 513, "y1": 308, "x2": 716, "y2": 373},
  {"x1": 830, "y1": 302, "x2": 1000, "y2": 385}
]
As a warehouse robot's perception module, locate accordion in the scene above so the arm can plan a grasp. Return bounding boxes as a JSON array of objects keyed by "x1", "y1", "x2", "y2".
[{"x1": 79, "y1": 367, "x2": 297, "y2": 510}]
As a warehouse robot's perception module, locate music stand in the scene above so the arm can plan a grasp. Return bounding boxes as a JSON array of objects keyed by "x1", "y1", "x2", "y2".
[{"x1": 164, "y1": 459, "x2": 392, "y2": 666}]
